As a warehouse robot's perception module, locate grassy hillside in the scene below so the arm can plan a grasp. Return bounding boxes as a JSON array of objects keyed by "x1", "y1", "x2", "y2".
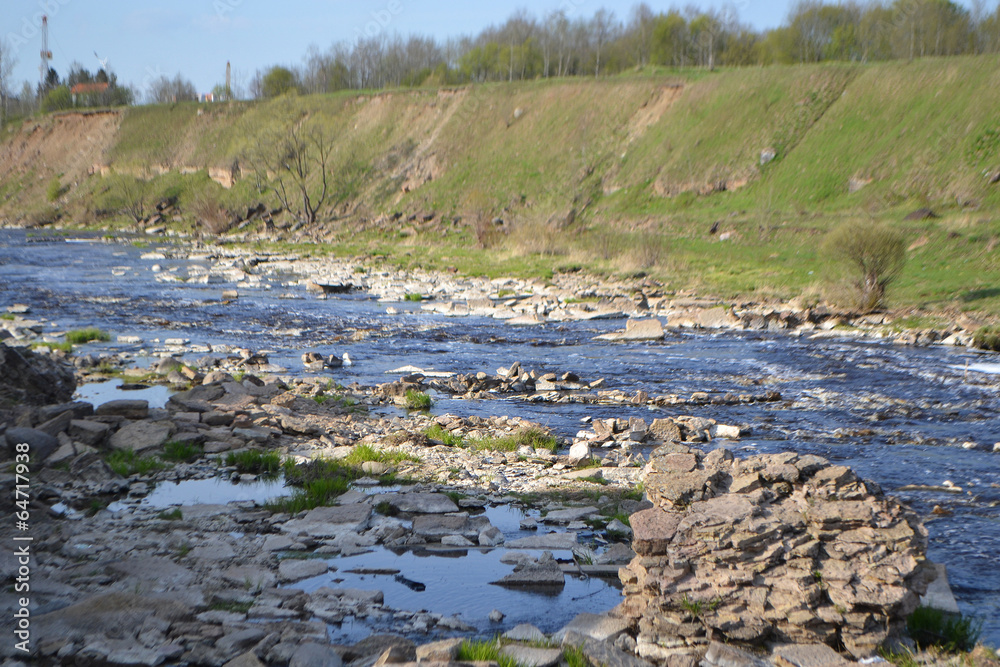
[{"x1": 3, "y1": 57, "x2": 1000, "y2": 318}]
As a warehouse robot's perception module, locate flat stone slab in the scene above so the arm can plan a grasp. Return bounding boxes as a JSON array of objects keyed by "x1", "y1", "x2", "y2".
[
  {"x1": 278, "y1": 559, "x2": 330, "y2": 582},
  {"x1": 594, "y1": 318, "x2": 665, "y2": 341},
  {"x1": 554, "y1": 612, "x2": 630, "y2": 642},
  {"x1": 96, "y1": 399, "x2": 149, "y2": 419},
  {"x1": 491, "y1": 564, "x2": 565, "y2": 588},
  {"x1": 504, "y1": 624, "x2": 548, "y2": 642},
  {"x1": 703, "y1": 642, "x2": 771, "y2": 667},
  {"x1": 542, "y1": 506, "x2": 598, "y2": 524},
  {"x1": 221, "y1": 566, "x2": 277, "y2": 590},
  {"x1": 773, "y1": 644, "x2": 852, "y2": 667},
  {"x1": 506, "y1": 533, "x2": 579, "y2": 550},
  {"x1": 501, "y1": 646, "x2": 563, "y2": 667},
  {"x1": 381, "y1": 492, "x2": 459, "y2": 514},
  {"x1": 109, "y1": 420, "x2": 174, "y2": 453},
  {"x1": 565, "y1": 633, "x2": 657, "y2": 667},
  {"x1": 281, "y1": 503, "x2": 372, "y2": 537},
  {"x1": 920, "y1": 563, "x2": 961, "y2": 614},
  {"x1": 412, "y1": 514, "x2": 489, "y2": 539}
]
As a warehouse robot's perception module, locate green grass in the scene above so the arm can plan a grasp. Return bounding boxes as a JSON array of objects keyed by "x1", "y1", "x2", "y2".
[
  {"x1": 563, "y1": 645, "x2": 592, "y2": 667},
  {"x1": 342, "y1": 443, "x2": 420, "y2": 466},
  {"x1": 157, "y1": 508, "x2": 183, "y2": 521},
  {"x1": 906, "y1": 606, "x2": 982, "y2": 653},
  {"x1": 0, "y1": 313, "x2": 14, "y2": 320},
  {"x1": 404, "y1": 293, "x2": 424, "y2": 302},
  {"x1": 973, "y1": 326, "x2": 1000, "y2": 352},
  {"x1": 14, "y1": 60, "x2": 1000, "y2": 318},
  {"x1": 225, "y1": 450, "x2": 282, "y2": 475},
  {"x1": 465, "y1": 427, "x2": 558, "y2": 453},
  {"x1": 424, "y1": 423, "x2": 465, "y2": 447},
  {"x1": 65, "y1": 328, "x2": 111, "y2": 344},
  {"x1": 404, "y1": 390, "x2": 433, "y2": 411},
  {"x1": 265, "y1": 458, "x2": 361, "y2": 513},
  {"x1": 105, "y1": 450, "x2": 167, "y2": 477},
  {"x1": 32, "y1": 341, "x2": 73, "y2": 353},
  {"x1": 209, "y1": 600, "x2": 253, "y2": 615},
  {"x1": 162, "y1": 441, "x2": 204, "y2": 463},
  {"x1": 456, "y1": 641, "x2": 521, "y2": 667}
]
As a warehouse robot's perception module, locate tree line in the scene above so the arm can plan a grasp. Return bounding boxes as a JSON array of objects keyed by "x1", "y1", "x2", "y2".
[{"x1": 250, "y1": 0, "x2": 1000, "y2": 97}]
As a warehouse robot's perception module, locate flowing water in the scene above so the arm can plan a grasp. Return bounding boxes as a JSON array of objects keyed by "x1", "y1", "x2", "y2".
[{"x1": 3, "y1": 230, "x2": 998, "y2": 642}]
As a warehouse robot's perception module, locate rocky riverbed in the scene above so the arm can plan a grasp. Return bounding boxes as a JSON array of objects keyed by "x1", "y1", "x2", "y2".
[{"x1": 2, "y1": 231, "x2": 1000, "y2": 666}]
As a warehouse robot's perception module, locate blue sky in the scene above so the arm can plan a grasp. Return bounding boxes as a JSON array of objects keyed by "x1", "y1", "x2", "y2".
[{"x1": 0, "y1": 0, "x2": 980, "y2": 97}]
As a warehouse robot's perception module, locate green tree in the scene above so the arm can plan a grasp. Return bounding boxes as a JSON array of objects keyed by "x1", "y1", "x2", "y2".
[
  {"x1": 40, "y1": 85, "x2": 72, "y2": 112},
  {"x1": 261, "y1": 66, "x2": 298, "y2": 98}
]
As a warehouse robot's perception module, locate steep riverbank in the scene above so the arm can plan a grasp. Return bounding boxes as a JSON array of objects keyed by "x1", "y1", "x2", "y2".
[{"x1": 5, "y1": 57, "x2": 1000, "y2": 315}]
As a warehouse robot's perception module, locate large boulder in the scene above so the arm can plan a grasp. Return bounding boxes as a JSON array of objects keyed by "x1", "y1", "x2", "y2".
[
  {"x1": 0, "y1": 342, "x2": 76, "y2": 407},
  {"x1": 619, "y1": 446, "x2": 936, "y2": 661}
]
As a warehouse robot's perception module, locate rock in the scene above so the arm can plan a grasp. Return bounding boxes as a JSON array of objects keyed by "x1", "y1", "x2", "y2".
[
  {"x1": 506, "y1": 533, "x2": 579, "y2": 550},
  {"x1": 290, "y1": 643, "x2": 343, "y2": 667},
  {"x1": 4, "y1": 427, "x2": 59, "y2": 460},
  {"x1": 415, "y1": 638, "x2": 463, "y2": 663},
  {"x1": 773, "y1": 644, "x2": 850, "y2": 667},
  {"x1": 96, "y1": 399, "x2": 150, "y2": 419},
  {"x1": 441, "y1": 535, "x2": 474, "y2": 547},
  {"x1": 543, "y1": 506, "x2": 598, "y2": 524},
  {"x1": 379, "y1": 492, "x2": 460, "y2": 514},
  {"x1": 649, "y1": 419, "x2": 682, "y2": 442},
  {"x1": 69, "y1": 419, "x2": 112, "y2": 447},
  {"x1": 501, "y1": 645, "x2": 563, "y2": 667},
  {"x1": 564, "y1": 632, "x2": 656, "y2": 667},
  {"x1": 919, "y1": 563, "x2": 961, "y2": 614},
  {"x1": 479, "y1": 525, "x2": 505, "y2": 546},
  {"x1": 109, "y1": 420, "x2": 175, "y2": 453},
  {"x1": 0, "y1": 341, "x2": 76, "y2": 407},
  {"x1": 491, "y1": 552, "x2": 564, "y2": 588},
  {"x1": 411, "y1": 513, "x2": 489, "y2": 540},
  {"x1": 504, "y1": 624, "x2": 548, "y2": 642},
  {"x1": 281, "y1": 504, "x2": 372, "y2": 537},
  {"x1": 619, "y1": 450, "x2": 933, "y2": 655},
  {"x1": 554, "y1": 613, "x2": 630, "y2": 643},
  {"x1": 568, "y1": 441, "x2": 592, "y2": 464},
  {"x1": 594, "y1": 318, "x2": 665, "y2": 342},
  {"x1": 703, "y1": 641, "x2": 770, "y2": 667},
  {"x1": 278, "y1": 559, "x2": 330, "y2": 582},
  {"x1": 489, "y1": 609, "x2": 505, "y2": 622},
  {"x1": 223, "y1": 652, "x2": 266, "y2": 667}
]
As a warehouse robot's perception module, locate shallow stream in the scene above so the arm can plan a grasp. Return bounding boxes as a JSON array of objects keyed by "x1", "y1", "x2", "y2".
[{"x1": 3, "y1": 230, "x2": 998, "y2": 642}]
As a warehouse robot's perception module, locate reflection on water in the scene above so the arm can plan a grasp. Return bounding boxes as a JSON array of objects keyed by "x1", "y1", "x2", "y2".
[{"x1": 75, "y1": 378, "x2": 173, "y2": 409}]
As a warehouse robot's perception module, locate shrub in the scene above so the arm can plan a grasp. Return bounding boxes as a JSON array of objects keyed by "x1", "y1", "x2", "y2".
[
  {"x1": 824, "y1": 221, "x2": 906, "y2": 313},
  {"x1": 47, "y1": 176, "x2": 66, "y2": 202},
  {"x1": 162, "y1": 440, "x2": 203, "y2": 463}
]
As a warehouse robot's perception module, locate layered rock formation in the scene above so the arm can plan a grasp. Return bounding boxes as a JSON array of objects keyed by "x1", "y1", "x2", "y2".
[
  {"x1": 0, "y1": 342, "x2": 76, "y2": 407},
  {"x1": 619, "y1": 445, "x2": 936, "y2": 661}
]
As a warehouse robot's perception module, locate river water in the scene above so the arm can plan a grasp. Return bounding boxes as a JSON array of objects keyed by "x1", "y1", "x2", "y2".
[{"x1": 3, "y1": 230, "x2": 998, "y2": 642}]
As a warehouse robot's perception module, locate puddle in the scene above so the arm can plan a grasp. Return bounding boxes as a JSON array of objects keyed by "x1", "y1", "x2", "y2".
[
  {"x1": 295, "y1": 546, "x2": 624, "y2": 642},
  {"x1": 136, "y1": 476, "x2": 291, "y2": 508},
  {"x1": 75, "y1": 379, "x2": 173, "y2": 409}
]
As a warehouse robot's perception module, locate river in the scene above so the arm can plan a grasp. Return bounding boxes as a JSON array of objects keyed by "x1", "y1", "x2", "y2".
[{"x1": 2, "y1": 229, "x2": 998, "y2": 643}]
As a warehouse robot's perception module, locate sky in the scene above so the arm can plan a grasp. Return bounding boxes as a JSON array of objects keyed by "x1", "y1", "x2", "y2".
[{"x1": 0, "y1": 0, "x2": 981, "y2": 98}]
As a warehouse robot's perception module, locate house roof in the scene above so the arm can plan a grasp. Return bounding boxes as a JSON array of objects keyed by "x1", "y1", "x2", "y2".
[{"x1": 70, "y1": 82, "x2": 110, "y2": 95}]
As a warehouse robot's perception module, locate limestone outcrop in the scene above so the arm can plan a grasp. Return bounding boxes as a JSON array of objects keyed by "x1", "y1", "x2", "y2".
[{"x1": 619, "y1": 445, "x2": 936, "y2": 661}]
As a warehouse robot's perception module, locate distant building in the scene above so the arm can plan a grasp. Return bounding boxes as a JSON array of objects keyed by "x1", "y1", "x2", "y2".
[
  {"x1": 200, "y1": 93, "x2": 215, "y2": 103},
  {"x1": 70, "y1": 82, "x2": 109, "y2": 105}
]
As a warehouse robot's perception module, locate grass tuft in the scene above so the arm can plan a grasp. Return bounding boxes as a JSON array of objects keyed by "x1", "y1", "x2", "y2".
[
  {"x1": 66, "y1": 328, "x2": 111, "y2": 344},
  {"x1": 225, "y1": 450, "x2": 282, "y2": 475},
  {"x1": 343, "y1": 443, "x2": 420, "y2": 466},
  {"x1": 105, "y1": 449, "x2": 167, "y2": 477},
  {"x1": 162, "y1": 440, "x2": 203, "y2": 463},
  {"x1": 424, "y1": 423, "x2": 465, "y2": 447},
  {"x1": 404, "y1": 390, "x2": 433, "y2": 411},
  {"x1": 906, "y1": 606, "x2": 982, "y2": 653},
  {"x1": 466, "y1": 427, "x2": 558, "y2": 453}
]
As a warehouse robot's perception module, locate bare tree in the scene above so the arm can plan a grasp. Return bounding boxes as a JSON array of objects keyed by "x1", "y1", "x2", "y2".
[
  {"x1": 0, "y1": 37, "x2": 17, "y2": 124},
  {"x1": 147, "y1": 74, "x2": 197, "y2": 104},
  {"x1": 247, "y1": 117, "x2": 334, "y2": 225}
]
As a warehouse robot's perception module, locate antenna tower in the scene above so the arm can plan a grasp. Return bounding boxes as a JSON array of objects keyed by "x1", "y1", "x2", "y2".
[{"x1": 40, "y1": 16, "x2": 53, "y2": 85}]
